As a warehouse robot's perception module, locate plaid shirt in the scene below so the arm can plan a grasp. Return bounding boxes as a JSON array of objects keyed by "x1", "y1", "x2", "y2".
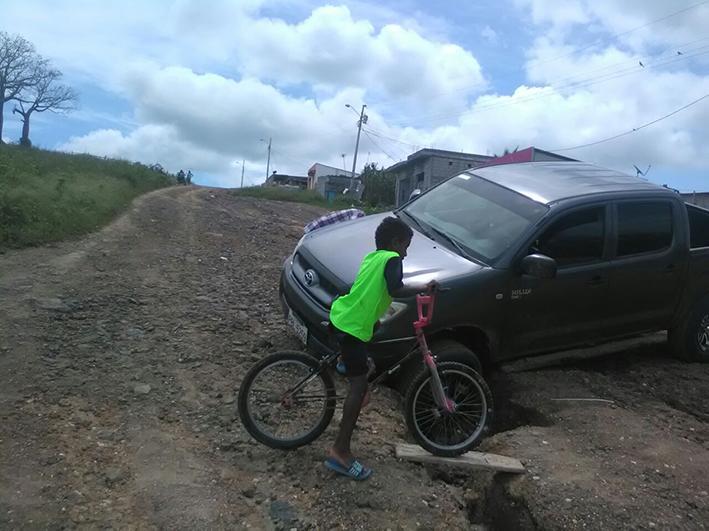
[{"x1": 304, "y1": 208, "x2": 366, "y2": 234}]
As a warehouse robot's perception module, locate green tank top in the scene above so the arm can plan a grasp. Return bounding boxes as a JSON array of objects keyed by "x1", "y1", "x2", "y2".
[{"x1": 330, "y1": 249, "x2": 400, "y2": 342}]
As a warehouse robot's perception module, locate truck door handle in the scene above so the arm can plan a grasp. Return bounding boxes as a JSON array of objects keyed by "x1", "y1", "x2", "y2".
[
  {"x1": 663, "y1": 264, "x2": 676, "y2": 274},
  {"x1": 586, "y1": 275, "x2": 605, "y2": 286}
]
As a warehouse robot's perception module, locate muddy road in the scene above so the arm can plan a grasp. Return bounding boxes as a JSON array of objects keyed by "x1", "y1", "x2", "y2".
[{"x1": 1, "y1": 186, "x2": 708, "y2": 530}]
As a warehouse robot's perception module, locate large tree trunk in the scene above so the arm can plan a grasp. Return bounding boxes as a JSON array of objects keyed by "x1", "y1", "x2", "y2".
[
  {"x1": 0, "y1": 102, "x2": 5, "y2": 144},
  {"x1": 19, "y1": 112, "x2": 31, "y2": 147}
]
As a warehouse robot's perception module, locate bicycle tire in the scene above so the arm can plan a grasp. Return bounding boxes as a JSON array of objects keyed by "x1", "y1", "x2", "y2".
[
  {"x1": 404, "y1": 361, "x2": 493, "y2": 457},
  {"x1": 238, "y1": 350, "x2": 336, "y2": 449}
]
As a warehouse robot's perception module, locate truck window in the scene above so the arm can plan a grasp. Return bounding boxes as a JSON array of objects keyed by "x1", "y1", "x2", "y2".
[
  {"x1": 687, "y1": 204, "x2": 709, "y2": 248},
  {"x1": 617, "y1": 202, "x2": 673, "y2": 257},
  {"x1": 533, "y1": 207, "x2": 605, "y2": 267}
]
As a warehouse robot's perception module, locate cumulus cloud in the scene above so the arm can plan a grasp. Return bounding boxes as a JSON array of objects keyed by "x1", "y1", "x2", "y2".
[{"x1": 5, "y1": 0, "x2": 709, "y2": 188}]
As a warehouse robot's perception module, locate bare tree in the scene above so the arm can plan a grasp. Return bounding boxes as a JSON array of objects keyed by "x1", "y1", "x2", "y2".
[
  {"x1": 0, "y1": 32, "x2": 37, "y2": 143},
  {"x1": 13, "y1": 64, "x2": 77, "y2": 147}
]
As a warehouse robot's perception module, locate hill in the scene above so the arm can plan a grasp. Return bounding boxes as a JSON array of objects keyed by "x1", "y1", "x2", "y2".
[{"x1": 0, "y1": 145, "x2": 173, "y2": 249}]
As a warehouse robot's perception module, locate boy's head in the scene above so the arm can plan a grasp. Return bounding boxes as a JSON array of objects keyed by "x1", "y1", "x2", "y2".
[{"x1": 375, "y1": 216, "x2": 413, "y2": 258}]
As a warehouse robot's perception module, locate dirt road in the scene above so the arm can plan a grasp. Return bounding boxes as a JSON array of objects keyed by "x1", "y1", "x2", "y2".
[{"x1": 1, "y1": 186, "x2": 708, "y2": 529}]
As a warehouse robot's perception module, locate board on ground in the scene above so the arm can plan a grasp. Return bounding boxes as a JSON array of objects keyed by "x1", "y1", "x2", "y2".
[{"x1": 395, "y1": 443, "x2": 525, "y2": 474}]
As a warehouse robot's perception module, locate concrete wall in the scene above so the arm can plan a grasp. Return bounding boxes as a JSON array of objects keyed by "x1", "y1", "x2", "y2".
[{"x1": 682, "y1": 193, "x2": 709, "y2": 209}]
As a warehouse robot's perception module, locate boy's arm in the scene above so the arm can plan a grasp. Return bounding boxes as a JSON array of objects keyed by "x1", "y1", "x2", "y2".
[{"x1": 385, "y1": 257, "x2": 438, "y2": 298}]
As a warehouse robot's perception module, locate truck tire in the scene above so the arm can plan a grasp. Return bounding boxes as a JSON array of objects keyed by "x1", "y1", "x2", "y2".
[
  {"x1": 669, "y1": 296, "x2": 709, "y2": 362},
  {"x1": 392, "y1": 339, "x2": 483, "y2": 393}
]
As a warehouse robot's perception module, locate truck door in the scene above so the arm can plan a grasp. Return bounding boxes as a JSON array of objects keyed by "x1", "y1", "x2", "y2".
[
  {"x1": 606, "y1": 199, "x2": 684, "y2": 334},
  {"x1": 503, "y1": 204, "x2": 613, "y2": 356}
]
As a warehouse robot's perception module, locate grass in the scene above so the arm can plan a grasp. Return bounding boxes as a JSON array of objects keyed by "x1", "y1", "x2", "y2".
[
  {"x1": 231, "y1": 186, "x2": 391, "y2": 214},
  {"x1": 0, "y1": 144, "x2": 174, "y2": 249}
]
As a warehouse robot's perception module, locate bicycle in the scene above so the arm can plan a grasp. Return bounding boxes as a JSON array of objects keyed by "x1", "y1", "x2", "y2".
[{"x1": 237, "y1": 286, "x2": 493, "y2": 457}]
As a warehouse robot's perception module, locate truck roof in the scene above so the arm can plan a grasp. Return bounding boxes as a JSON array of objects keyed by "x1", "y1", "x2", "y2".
[{"x1": 471, "y1": 161, "x2": 670, "y2": 205}]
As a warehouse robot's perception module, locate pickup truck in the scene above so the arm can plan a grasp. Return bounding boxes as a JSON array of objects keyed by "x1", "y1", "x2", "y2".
[{"x1": 279, "y1": 161, "x2": 709, "y2": 376}]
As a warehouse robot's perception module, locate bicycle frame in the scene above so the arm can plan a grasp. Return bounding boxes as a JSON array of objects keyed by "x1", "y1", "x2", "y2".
[{"x1": 282, "y1": 286, "x2": 455, "y2": 414}]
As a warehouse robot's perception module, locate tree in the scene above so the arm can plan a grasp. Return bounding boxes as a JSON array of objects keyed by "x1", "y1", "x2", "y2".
[
  {"x1": 0, "y1": 32, "x2": 37, "y2": 143},
  {"x1": 13, "y1": 64, "x2": 77, "y2": 147},
  {"x1": 360, "y1": 163, "x2": 395, "y2": 207}
]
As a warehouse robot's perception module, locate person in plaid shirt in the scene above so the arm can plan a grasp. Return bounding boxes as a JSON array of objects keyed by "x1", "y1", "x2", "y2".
[{"x1": 303, "y1": 208, "x2": 365, "y2": 234}]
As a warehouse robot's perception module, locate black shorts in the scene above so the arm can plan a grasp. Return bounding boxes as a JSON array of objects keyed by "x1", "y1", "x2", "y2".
[{"x1": 333, "y1": 328, "x2": 369, "y2": 377}]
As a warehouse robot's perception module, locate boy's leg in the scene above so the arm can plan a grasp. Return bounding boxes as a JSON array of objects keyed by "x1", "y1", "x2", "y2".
[
  {"x1": 331, "y1": 374, "x2": 368, "y2": 464},
  {"x1": 329, "y1": 336, "x2": 369, "y2": 466}
]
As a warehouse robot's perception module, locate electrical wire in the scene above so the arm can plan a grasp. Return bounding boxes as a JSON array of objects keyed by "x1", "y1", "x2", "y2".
[{"x1": 552, "y1": 93, "x2": 709, "y2": 151}]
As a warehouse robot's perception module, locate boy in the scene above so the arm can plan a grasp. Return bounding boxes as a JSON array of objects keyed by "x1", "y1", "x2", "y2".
[{"x1": 325, "y1": 216, "x2": 429, "y2": 480}]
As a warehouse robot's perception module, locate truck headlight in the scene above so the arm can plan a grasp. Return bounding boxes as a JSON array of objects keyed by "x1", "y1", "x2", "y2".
[{"x1": 380, "y1": 301, "x2": 407, "y2": 323}]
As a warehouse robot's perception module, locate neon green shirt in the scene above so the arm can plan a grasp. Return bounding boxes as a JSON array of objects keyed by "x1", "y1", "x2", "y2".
[{"x1": 330, "y1": 249, "x2": 399, "y2": 342}]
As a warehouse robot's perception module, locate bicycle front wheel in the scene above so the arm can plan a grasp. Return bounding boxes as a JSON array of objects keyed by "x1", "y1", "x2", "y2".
[
  {"x1": 404, "y1": 361, "x2": 493, "y2": 457},
  {"x1": 238, "y1": 351, "x2": 336, "y2": 449}
]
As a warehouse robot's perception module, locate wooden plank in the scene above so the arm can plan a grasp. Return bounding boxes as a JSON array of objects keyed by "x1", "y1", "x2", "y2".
[
  {"x1": 395, "y1": 443, "x2": 525, "y2": 474},
  {"x1": 500, "y1": 332, "x2": 666, "y2": 373}
]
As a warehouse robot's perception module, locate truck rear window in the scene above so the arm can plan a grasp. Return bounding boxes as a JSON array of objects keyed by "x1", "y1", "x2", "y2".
[
  {"x1": 687, "y1": 204, "x2": 709, "y2": 248},
  {"x1": 617, "y1": 202, "x2": 673, "y2": 256}
]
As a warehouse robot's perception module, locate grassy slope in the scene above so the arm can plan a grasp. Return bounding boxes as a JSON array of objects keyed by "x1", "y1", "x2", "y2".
[
  {"x1": 231, "y1": 186, "x2": 388, "y2": 214},
  {"x1": 0, "y1": 145, "x2": 173, "y2": 249}
]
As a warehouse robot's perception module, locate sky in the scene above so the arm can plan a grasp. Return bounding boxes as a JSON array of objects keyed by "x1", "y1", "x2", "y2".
[{"x1": 2, "y1": 0, "x2": 709, "y2": 191}]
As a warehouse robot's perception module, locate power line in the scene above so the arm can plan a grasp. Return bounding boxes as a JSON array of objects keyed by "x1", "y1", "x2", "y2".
[
  {"x1": 552, "y1": 93, "x2": 709, "y2": 152},
  {"x1": 534, "y1": 0, "x2": 709, "y2": 66},
  {"x1": 384, "y1": 46, "x2": 709, "y2": 127},
  {"x1": 362, "y1": 130, "x2": 400, "y2": 163}
]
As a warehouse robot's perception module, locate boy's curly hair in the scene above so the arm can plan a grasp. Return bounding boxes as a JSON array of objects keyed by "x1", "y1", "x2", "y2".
[{"x1": 375, "y1": 216, "x2": 413, "y2": 250}]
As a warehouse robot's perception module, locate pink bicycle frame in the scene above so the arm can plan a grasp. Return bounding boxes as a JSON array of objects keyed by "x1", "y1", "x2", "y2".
[{"x1": 414, "y1": 288, "x2": 456, "y2": 413}]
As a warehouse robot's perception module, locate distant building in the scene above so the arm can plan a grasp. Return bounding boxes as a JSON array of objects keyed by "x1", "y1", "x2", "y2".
[
  {"x1": 307, "y1": 163, "x2": 359, "y2": 201},
  {"x1": 264, "y1": 172, "x2": 308, "y2": 189},
  {"x1": 386, "y1": 149, "x2": 492, "y2": 207},
  {"x1": 387, "y1": 146, "x2": 577, "y2": 206},
  {"x1": 682, "y1": 192, "x2": 709, "y2": 209},
  {"x1": 481, "y1": 146, "x2": 577, "y2": 167}
]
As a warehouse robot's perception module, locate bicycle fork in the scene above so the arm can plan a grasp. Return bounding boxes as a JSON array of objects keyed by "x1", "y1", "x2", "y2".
[{"x1": 418, "y1": 330, "x2": 456, "y2": 414}]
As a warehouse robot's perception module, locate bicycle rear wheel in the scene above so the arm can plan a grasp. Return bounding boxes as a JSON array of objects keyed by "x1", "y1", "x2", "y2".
[
  {"x1": 404, "y1": 361, "x2": 493, "y2": 457},
  {"x1": 238, "y1": 351, "x2": 336, "y2": 449}
]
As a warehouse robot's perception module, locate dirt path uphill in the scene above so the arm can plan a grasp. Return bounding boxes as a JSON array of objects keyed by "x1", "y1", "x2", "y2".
[{"x1": 0, "y1": 187, "x2": 471, "y2": 530}]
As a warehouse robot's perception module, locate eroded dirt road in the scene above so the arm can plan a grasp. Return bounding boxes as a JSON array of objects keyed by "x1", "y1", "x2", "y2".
[{"x1": 1, "y1": 186, "x2": 708, "y2": 530}]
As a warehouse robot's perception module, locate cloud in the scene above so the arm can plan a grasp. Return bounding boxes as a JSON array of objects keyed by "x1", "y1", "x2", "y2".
[
  {"x1": 481, "y1": 25, "x2": 499, "y2": 45},
  {"x1": 6, "y1": 0, "x2": 709, "y2": 190}
]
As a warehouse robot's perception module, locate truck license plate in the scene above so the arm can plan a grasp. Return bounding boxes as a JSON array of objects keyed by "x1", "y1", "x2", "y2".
[{"x1": 288, "y1": 309, "x2": 308, "y2": 345}]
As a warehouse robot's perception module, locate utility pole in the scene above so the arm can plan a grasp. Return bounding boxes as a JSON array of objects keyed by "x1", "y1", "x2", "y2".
[
  {"x1": 265, "y1": 137, "x2": 272, "y2": 180},
  {"x1": 341, "y1": 153, "x2": 346, "y2": 171},
  {"x1": 240, "y1": 159, "x2": 245, "y2": 188},
  {"x1": 345, "y1": 104, "x2": 367, "y2": 193}
]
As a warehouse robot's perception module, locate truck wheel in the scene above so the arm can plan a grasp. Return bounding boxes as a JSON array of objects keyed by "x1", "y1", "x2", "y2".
[
  {"x1": 430, "y1": 339, "x2": 483, "y2": 374},
  {"x1": 670, "y1": 296, "x2": 709, "y2": 362},
  {"x1": 392, "y1": 339, "x2": 483, "y2": 393}
]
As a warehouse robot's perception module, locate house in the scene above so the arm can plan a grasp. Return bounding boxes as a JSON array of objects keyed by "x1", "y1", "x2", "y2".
[
  {"x1": 481, "y1": 146, "x2": 577, "y2": 167},
  {"x1": 307, "y1": 163, "x2": 359, "y2": 201},
  {"x1": 387, "y1": 146, "x2": 577, "y2": 206},
  {"x1": 682, "y1": 192, "x2": 709, "y2": 209},
  {"x1": 264, "y1": 172, "x2": 308, "y2": 189},
  {"x1": 386, "y1": 149, "x2": 493, "y2": 207}
]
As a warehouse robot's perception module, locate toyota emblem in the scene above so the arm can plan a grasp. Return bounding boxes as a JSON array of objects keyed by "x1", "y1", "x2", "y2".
[{"x1": 304, "y1": 269, "x2": 319, "y2": 286}]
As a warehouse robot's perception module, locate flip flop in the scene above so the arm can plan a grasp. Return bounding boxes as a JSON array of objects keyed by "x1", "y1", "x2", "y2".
[{"x1": 324, "y1": 457, "x2": 373, "y2": 481}]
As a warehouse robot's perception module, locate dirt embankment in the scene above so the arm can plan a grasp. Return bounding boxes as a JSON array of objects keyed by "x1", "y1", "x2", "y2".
[{"x1": 1, "y1": 186, "x2": 708, "y2": 530}]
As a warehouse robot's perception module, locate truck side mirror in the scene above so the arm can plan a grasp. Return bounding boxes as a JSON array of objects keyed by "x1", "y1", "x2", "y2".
[{"x1": 521, "y1": 253, "x2": 557, "y2": 279}]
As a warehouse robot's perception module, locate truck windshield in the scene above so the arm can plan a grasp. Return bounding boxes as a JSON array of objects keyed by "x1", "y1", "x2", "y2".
[{"x1": 403, "y1": 173, "x2": 548, "y2": 262}]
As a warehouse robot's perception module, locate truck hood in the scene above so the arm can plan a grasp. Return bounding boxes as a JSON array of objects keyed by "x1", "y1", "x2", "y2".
[{"x1": 298, "y1": 213, "x2": 483, "y2": 287}]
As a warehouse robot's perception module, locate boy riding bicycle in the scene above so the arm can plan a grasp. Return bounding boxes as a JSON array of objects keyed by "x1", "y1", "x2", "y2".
[{"x1": 325, "y1": 216, "x2": 433, "y2": 480}]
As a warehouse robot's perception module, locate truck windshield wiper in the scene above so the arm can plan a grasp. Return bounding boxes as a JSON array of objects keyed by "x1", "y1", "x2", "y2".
[
  {"x1": 397, "y1": 211, "x2": 431, "y2": 238},
  {"x1": 426, "y1": 225, "x2": 471, "y2": 259}
]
